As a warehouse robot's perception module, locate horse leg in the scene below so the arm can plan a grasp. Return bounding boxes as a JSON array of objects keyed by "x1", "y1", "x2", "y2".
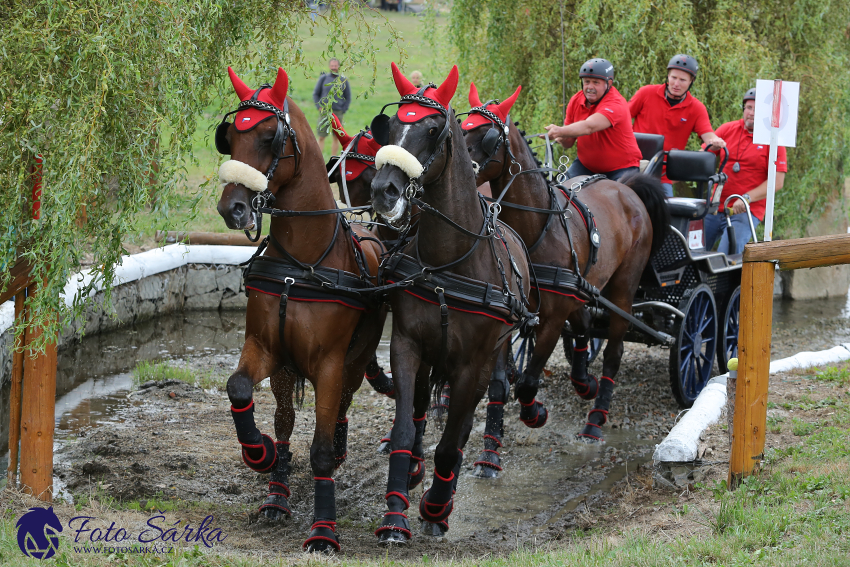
[
  {"x1": 471, "y1": 342, "x2": 510, "y2": 478},
  {"x1": 303, "y1": 355, "x2": 348, "y2": 553},
  {"x1": 227, "y1": 338, "x2": 281, "y2": 476},
  {"x1": 365, "y1": 352, "x2": 395, "y2": 399},
  {"x1": 577, "y1": 275, "x2": 635, "y2": 443},
  {"x1": 515, "y1": 316, "x2": 566, "y2": 429},
  {"x1": 260, "y1": 368, "x2": 297, "y2": 521},
  {"x1": 567, "y1": 307, "x2": 600, "y2": 401},
  {"x1": 376, "y1": 337, "x2": 423, "y2": 546},
  {"x1": 419, "y1": 366, "x2": 482, "y2": 535}
]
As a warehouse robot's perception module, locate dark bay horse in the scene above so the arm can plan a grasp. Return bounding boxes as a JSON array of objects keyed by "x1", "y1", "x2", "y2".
[
  {"x1": 215, "y1": 67, "x2": 387, "y2": 552},
  {"x1": 462, "y1": 83, "x2": 668, "y2": 455},
  {"x1": 369, "y1": 64, "x2": 535, "y2": 544}
]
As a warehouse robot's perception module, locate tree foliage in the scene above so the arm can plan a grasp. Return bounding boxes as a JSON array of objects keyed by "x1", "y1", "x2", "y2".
[
  {"x1": 442, "y1": 0, "x2": 850, "y2": 237},
  {"x1": 0, "y1": 0, "x2": 401, "y2": 345}
]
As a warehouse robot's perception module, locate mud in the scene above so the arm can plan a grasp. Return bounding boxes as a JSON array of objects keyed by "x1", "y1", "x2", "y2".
[
  {"x1": 39, "y1": 311, "x2": 675, "y2": 559},
  {"x1": 8, "y1": 293, "x2": 850, "y2": 559}
]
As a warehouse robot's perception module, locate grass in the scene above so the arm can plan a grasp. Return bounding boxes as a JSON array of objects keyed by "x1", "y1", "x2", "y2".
[
  {"x1": 132, "y1": 360, "x2": 223, "y2": 390},
  {"x1": 130, "y1": 11, "x2": 439, "y2": 243}
]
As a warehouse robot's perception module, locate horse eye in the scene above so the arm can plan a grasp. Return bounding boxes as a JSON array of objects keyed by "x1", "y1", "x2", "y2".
[{"x1": 429, "y1": 127, "x2": 438, "y2": 136}]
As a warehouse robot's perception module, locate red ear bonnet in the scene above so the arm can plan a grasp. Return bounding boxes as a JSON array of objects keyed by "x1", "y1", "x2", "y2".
[
  {"x1": 394, "y1": 63, "x2": 459, "y2": 123},
  {"x1": 332, "y1": 114, "x2": 382, "y2": 181},
  {"x1": 230, "y1": 67, "x2": 290, "y2": 131},
  {"x1": 461, "y1": 84, "x2": 522, "y2": 131}
]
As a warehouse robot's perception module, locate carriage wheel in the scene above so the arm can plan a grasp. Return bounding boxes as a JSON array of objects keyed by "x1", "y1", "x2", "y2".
[
  {"x1": 716, "y1": 286, "x2": 741, "y2": 374},
  {"x1": 668, "y1": 284, "x2": 717, "y2": 408}
]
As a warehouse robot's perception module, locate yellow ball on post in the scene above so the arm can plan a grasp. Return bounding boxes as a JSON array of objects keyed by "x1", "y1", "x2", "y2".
[{"x1": 727, "y1": 358, "x2": 739, "y2": 372}]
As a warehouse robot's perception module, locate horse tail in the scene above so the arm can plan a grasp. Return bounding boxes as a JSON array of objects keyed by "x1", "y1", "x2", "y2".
[{"x1": 621, "y1": 172, "x2": 670, "y2": 257}]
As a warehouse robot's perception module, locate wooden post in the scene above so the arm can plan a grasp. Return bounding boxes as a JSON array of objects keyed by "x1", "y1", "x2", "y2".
[
  {"x1": 18, "y1": 286, "x2": 58, "y2": 502},
  {"x1": 728, "y1": 261, "x2": 774, "y2": 488},
  {"x1": 5, "y1": 293, "x2": 27, "y2": 486}
]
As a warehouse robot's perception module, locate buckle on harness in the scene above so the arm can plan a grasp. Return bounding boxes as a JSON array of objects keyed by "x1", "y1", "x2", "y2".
[{"x1": 284, "y1": 277, "x2": 295, "y2": 284}]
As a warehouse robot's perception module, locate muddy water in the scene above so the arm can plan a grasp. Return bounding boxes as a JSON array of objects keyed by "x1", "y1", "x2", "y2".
[{"x1": 2, "y1": 294, "x2": 849, "y2": 540}]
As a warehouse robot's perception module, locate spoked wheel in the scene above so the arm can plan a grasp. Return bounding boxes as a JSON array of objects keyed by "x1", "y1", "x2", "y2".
[
  {"x1": 669, "y1": 283, "x2": 717, "y2": 408},
  {"x1": 716, "y1": 286, "x2": 741, "y2": 373}
]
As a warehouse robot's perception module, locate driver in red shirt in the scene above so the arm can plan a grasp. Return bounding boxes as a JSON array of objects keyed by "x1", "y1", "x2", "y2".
[
  {"x1": 629, "y1": 54, "x2": 726, "y2": 197},
  {"x1": 544, "y1": 58, "x2": 642, "y2": 182},
  {"x1": 703, "y1": 88, "x2": 788, "y2": 254}
]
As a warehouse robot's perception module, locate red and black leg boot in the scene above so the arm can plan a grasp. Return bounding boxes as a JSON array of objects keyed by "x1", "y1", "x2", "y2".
[
  {"x1": 259, "y1": 441, "x2": 292, "y2": 520},
  {"x1": 365, "y1": 354, "x2": 395, "y2": 399},
  {"x1": 430, "y1": 384, "x2": 451, "y2": 419},
  {"x1": 333, "y1": 418, "x2": 348, "y2": 469},
  {"x1": 408, "y1": 416, "x2": 427, "y2": 489},
  {"x1": 578, "y1": 376, "x2": 614, "y2": 442},
  {"x1": 515, "y1": 371, "x2": 548, "y2": 429},
  {"x1": 473, "y1": 368, "x2": 509, "y2": 478},
  {"x1": 570, "y1": 337, "x2": 599, "y2": 400},
  {"x1": 377, "y1": 420, "x2": 394, "y2": 456},
  {"x1": 231, "y1": 401, "x2": 277, "y2": 473},
  {"x1": 303, "y1": 477, "x2": 340, "y2": 553},
  {"x1": 420, "y1": 449, "x2": 461, "y2": 536},
  {"x1": 376, "y1": 450, "x2": 413, "y2": 546}
]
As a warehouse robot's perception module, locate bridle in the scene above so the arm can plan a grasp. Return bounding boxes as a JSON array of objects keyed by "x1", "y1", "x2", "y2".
[
  {"x1": 326, "y1": 130, "x2": 377, "y2": 207},
  {"x1": 370, "y1": 83, "x2": 454, "y2": 200},
  {"x1": 462, "y1": 102, "x2": 521, "y2": 179},
  {"x1": 215, "y1": 84, "x2": 302, "y2": 241}
]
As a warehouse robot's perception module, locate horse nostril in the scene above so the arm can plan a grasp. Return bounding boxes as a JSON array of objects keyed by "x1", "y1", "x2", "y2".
[
  {"x1": 385, "y1": 183, "x2": 400, "y2": 201},
  {"x1": 231, "y1": 202, "x2": 246, "y2": 220}
]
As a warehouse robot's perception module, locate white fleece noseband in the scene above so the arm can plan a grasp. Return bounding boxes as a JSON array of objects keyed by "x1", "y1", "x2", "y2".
[
  {"x1": 375, "y1": 145, "x2": 424, "y2": 179},
  {"x1": 218, "y1": 160, "x2": 268, "y2": 193}
]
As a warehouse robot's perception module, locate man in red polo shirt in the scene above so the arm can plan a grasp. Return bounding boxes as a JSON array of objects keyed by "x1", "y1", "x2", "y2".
[
  {"x1": 630, "y1": 54, "x2": 726, "y2": 197},
  {"x1": 703, "y1": 88, "x2": 787, "y2": 254},
  {"x1": 544, "y1": 58, "x2": 642, "y2": 182}
]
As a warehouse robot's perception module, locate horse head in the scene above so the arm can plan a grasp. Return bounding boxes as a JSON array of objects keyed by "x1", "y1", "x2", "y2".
[
  {"x1": 215, "y1": 67, "x2": 300, "y2": 231},
  {"x1": 461, "y1": 83, "x2": 522, "y2": 186},
  {"x1": 370, "y1": 63, "x2": 459, "y2": 229},
  {"x1": 326, "y1": 114, "x2": 382, "y2": 207}
]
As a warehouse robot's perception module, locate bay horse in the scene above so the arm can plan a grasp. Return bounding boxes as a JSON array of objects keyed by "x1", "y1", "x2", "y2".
[
  {"x1": 462, "y1": 83, "x2": 668, "y2": 459},
  {"x1": 325, "y1": 115, "x2": 396, "y2": 398},
  {"x1": 369, "y1": 63, "x2": 536, "y2": 544},
  {"x1": 215, "y1": 67, "x2": 387, "y2": 553}
]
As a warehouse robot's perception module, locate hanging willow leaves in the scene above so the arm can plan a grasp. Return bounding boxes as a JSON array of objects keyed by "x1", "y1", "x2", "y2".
[
  {"x1": 0, "y1": 0, "x2": 403, "y2": 347},
  {"x1": 441, "y1": 0, "x2": 850, "y2": 237}
]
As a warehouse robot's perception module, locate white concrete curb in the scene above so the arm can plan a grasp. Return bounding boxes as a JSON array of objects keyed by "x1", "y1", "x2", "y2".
[
  {"x1": 0, "y1": 244, "x2": 255, "y2": 335},
  {"x1": 653, "y1": 343, "x2": 850, "y2": 463}
]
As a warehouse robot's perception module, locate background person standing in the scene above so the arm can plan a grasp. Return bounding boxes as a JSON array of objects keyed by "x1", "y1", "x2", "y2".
[
  {"x1": 313, "y1": 58, "x2": 351, "y2": 154},
  {"x1": 703, "y1": 88, "x2": 787, "y2": 254},
  {"x1": 629, "y1": 54, "x2": 726, "y2": 197}
]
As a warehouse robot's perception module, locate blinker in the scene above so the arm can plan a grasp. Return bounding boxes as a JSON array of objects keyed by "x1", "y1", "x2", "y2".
[
  {"x1": 481, "y1": 127, "x2": 500, "y2": 156},
  {"x1": 215, "y1": 120, "x2": 232, "y2": 155},
  {"x1": 371, "y1": 114, "x2": 391, "y2": 146}
]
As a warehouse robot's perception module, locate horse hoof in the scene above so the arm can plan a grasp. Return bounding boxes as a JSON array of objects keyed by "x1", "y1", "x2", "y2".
[
  {"x1": 471, "y1": 464, "x2": 499, "y2": 479},
  {"x1": 420, "y1": 520, "x2": 448, "y2": 536},
  {"x1": 304, "y1": 522, "x2": 340, "y2": 553},
  {"x1": 519, "y1": 399, "x2": 548, "y2": 429},
  {"x1": 377, "y1": 440, "x2": 392, "y2": 455},
  {"x1": 578, "y1": 421, "x2": 603, "y2": 442},
  {"x1": 304, "y1": 539, "x2": 338, "y2": 553},
  {"x1": 377, "y1": 530, "x2": 410, "y2": 546},
  {"x1": 260, "y1": 506, "x2": 289, "y2": 521}
]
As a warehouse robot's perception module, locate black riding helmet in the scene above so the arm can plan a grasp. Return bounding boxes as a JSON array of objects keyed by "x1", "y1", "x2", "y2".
[
  {"x1": 667, "y1": 54, "x2": 698, "y2": 78},
  {"x1": 579, "y1": 58, "x2": 614, "y2": 104},
  {"x1": 742, "y1": 87, "x2": 757, "y2": 107},
  {"x1": 579, "y1": 58, "x2": 614, "y2": 81}
]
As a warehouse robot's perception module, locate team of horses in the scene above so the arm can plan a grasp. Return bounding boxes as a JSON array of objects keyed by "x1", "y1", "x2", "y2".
[{"x1": 214, "y1": 63, "x2": 668, "y2": 552}]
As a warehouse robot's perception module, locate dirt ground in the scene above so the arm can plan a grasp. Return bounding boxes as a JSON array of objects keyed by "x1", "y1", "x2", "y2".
[{"x1": 2, "y1": 336, "x2": 692, "y2": 560}]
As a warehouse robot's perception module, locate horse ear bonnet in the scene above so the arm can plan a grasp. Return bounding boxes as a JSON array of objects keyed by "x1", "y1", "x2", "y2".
[
  {"x1": 371, "y1": 114, "x2": 391, "y2": 146},
  {"x1": 481, "y1": 128, "x2": 500, "y2": 155},
  {"x1": 215, "y1": 119, "x2": 231, "y2": 155}
]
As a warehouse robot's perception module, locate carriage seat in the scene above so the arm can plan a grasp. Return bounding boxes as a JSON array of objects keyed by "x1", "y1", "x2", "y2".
[
  {"x1": 635, "y1": 133, "x2": 665, "y2": 177},
  {"x1": 666, "y1": 197, "x2": 707, "y2": 219},
  {"x1": 665, "y1": 149, "x2": 717, "y2": 182}
]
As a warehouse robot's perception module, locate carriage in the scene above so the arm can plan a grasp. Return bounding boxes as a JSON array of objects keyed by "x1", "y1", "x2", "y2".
[{"x1": 565, "y1": 135, "x2": 745, "y2": 408}]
